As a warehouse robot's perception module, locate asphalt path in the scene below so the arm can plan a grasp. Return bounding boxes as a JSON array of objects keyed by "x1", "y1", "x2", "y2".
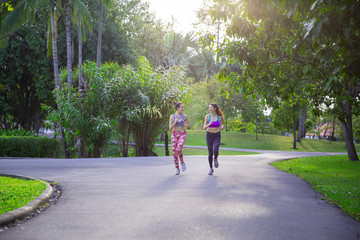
[{"x1": 0, "y1": 150, "x2": 359, "y2": 240}]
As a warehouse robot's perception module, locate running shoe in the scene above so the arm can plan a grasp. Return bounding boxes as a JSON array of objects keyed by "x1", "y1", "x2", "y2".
[
  {"x1": 181, "y1": 162, "x2": 186, "y2": 171},
  {"x1": 208, "y1": 168, "x2": 214, "y2": 175},
  {"x1": 175, "y1": 168, "x2": 180, "y2": 175},
  {"x1": 214, "y1": 157, "x2": 219, "y2": 168}
]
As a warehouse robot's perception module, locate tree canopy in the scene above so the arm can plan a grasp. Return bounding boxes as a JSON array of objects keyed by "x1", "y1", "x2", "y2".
[{"x1": 201, "y1": 0, "x2": 359, "y2": 160}]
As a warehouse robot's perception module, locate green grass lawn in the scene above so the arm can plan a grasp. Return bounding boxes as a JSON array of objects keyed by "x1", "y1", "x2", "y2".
[
  {"x1": 272, "y1": 155, "x2": 360, "y2": 221},
  {"x1": 153, "y1": 146, "x2": 259, "y2": 156},
  {"x1": 157, "y1": 130, "x2": 360, "y2": 152},
  {"x1": 0, "y1": 176, "x2": 47, "y2": 215}
]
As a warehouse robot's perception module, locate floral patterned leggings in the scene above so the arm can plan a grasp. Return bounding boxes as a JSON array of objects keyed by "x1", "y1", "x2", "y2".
[{"x1": 171, "y1": 130, "x2": 187, "y2": 169}]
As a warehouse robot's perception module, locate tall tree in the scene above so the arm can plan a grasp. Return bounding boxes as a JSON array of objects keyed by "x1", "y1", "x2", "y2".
[
  {"x1": 65, "y1": 0, "x2": 72, "y2": 85},
  {"x1": 288, "y1": 0, "x2": 360, "y2": 160},
  {"x1": 202, "y1": 0, "x2": 309, "y2": 149},
  {"x1": 297, "y1": 104, "x2": 307, "y2": 142},
  {"x1": 72, "y1": 0, "x2": 92, "y2": 93},
  {"x1": 0, "y1": 23, "x2": 54, "y2": 130},
  {"x1": 96, "y1": 0, "x2": 111, "y2": 71}
]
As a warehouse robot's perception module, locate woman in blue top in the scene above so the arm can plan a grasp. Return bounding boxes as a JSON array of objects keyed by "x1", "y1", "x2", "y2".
[{"x1": 203, "y1": 103, "x2": 224, "y2": 175}]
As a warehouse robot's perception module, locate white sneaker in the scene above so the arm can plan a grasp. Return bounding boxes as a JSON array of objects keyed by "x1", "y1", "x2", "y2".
[
  {"x1": 175, "y1": 168, "x2": 180, "y2": 175},
  {"x1": 181, "y1": 162, "x2": 186, "y2": 171},
  {"x1": 208, "y1": 168, "x2": 214, "y2": 175}
]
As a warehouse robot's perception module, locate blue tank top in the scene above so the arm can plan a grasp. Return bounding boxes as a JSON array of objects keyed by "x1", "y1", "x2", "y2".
[{"x1": 173, "y1": 114, "x2": 185, "y2": 127}]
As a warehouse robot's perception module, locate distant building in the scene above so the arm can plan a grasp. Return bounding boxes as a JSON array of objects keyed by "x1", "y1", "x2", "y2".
[{"x1": 306, "y1": 122, "x2": 339, "y2": 140}]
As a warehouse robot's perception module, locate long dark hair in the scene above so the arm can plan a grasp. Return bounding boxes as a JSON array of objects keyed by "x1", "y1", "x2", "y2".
[
  {"x1": 210, "y1": 103, "x2": 223, "y2": 117},
  {"x1": 173, "y1": 101, "x2": 183, "y2": 110}
]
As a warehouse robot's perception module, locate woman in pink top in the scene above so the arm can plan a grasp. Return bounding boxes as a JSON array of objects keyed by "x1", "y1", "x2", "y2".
[{"x1": 203, "y1": 103, "x2": 224, "y2": 175}]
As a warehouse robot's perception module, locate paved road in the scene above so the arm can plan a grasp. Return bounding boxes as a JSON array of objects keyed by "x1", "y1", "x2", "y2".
[{"x1": 0, "y1": 150, "x2": 359, "y2": 240}]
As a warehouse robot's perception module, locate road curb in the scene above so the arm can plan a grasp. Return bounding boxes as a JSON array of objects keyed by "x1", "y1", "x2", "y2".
[{"x1": 0, "y1": 174, "x2": 53, "y2": 227}]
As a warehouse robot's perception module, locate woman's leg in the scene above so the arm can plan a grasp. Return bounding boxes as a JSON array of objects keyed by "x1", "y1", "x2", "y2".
[
  {"x1": 171, "y1": 132, "x2": 180, "y2": 169},
  {"x1": 206, "y1": 132, "x2": 214, "y2": 168},
  {"x1": 176, "y1": 131, "x2": 187, "y2": 163},
  {"x1": 213, "y1": 132, "x2": 221, "y2": 160}
]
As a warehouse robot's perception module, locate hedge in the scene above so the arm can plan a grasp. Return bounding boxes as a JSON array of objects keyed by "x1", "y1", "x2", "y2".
[{"x1": 0, "y1": 136, "x2": 62, "y2": 158}]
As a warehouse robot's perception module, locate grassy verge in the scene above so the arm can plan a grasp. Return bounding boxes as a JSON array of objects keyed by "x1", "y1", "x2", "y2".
[
  {"x1": 156, "y1": 130, "x2": 360, "y2": 152},
  {"x1": 272, "y1": 155, "x2": 360, "y2": 221},
  {"x1": 153, "y1": 146, "x2": 259, "y2": 156},
  {"x1": 0, "y1": 176, "x2": 47, "y2": 215}
]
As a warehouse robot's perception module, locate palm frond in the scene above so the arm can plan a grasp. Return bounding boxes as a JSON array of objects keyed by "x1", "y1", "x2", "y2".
[
  {"x1": 1, "y1": 0, "x2": 39, "y2": 34},
  {"x1": 73, "y1": 0, "x2": 93, "y2": 32},
  {"x1": 100, "y1": 0, "x2": 112, "y2": 9}
]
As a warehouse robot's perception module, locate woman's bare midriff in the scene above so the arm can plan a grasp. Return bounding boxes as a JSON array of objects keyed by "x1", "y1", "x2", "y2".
[
  {"x1": 173, "y1": 126, "x2": 186, "y2": 132},
  {"x1": 206, "y1": 127, "x2": 221, "y2": 133}
]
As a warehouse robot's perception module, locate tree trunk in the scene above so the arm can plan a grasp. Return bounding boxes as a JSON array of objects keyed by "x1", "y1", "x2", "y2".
[
  {"x1": 165, "y1": 130, "x2": 169, "y2": 156},
  {"x1": 65, "y1": 0, "x2": 72, "y2": 85},
  {"x1": 338, "y1": 101, "x2": 359, "y2": 161},
  {"x1": 77, "y1": 20, "x2": 83, "y2": 158},
  {"x1": 297, "y1": 104, "x2": 306, "y2": 142},
  {"x1": 51, "y1": 0, "x2": 69, "y2": 158},
  {"x1": 78, "y1": 20, "x2": 84, "y2": 96},
  {"x1": 50, "y1": 1, "x2": 60, "y2": 89},
  {"x1": 293, "y1": 113, "x2": 297, "y2": 149},
  {"x1": 302, "y1": 105, "x2": 307, "y2": 137},
  {"x1": 121, "y1": 126, "x2": 130, "y2": 157},
  {"x1": 96, "y1": 2, "x2": 104, "y2": 72},
  {"x1": 35, "y1": 111, "x2": 39, "y2": 134}
]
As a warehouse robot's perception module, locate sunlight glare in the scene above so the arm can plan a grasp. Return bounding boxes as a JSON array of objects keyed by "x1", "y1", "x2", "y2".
[{"x1": 146, "y1": 0, "x2": 203, "y2": 34}]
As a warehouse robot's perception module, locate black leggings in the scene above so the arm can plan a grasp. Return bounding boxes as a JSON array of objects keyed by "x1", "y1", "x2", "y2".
[{"x1": 206, "y1": 131, "x2": 221, "y2": 168}]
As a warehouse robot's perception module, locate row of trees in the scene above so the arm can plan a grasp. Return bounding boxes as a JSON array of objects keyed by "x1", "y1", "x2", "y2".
[
  {"x1": 1, "y1": 0, "x2": 359, "y2": 159},
  {"x1": 1, "y1": 0, "x2": 218, "y2": 157},
  {"x1": 197, "y1": 0, "x2": 359, "y2": 161}
]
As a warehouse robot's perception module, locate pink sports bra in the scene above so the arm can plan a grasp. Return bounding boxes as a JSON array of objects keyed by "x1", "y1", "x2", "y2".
[{"x1": 207, "y1": 115, "x2": 220, "y2": 128}]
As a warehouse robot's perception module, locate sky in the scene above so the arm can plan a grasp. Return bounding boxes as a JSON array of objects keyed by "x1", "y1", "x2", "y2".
[{"x1": 146, "y1": 0, "x2": 204, "y2": 34}]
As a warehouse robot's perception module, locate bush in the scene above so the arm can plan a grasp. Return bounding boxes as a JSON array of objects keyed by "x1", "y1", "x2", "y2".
[{"x1": 0, "y1": 136, "x2": 62, "y2": 158}]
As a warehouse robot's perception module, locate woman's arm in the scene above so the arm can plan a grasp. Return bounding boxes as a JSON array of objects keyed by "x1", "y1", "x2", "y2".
[
  {"x1": 184, "y1": 114, "x2": 190, "y2": 128},
  {"x1": 219, "y1": 116, "x2": 225, "y2": 131},
  {"x1": 203, "y1": 114, "x2": 212, "y2": 130},
  {"x1": 169, "y1": 115, "x2": 177, "y2": 131}
]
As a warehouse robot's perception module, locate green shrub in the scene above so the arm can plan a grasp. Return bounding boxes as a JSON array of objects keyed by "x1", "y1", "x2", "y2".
[
  {"x1": 0, "y1": 136, "x2": 62, "y2": 157},
  {"x1": 0, "y1": 126, "x2": 37, "y2": 136}
]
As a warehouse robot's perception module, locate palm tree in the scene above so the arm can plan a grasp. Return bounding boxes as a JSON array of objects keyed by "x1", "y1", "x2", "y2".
[
  {"x1": 64, "y1": 0, "x2": 93, "y2": 86},
  {"x1": 162, "y1": 31, "x2": 198, "y2": 69},
  {"x1": 65, "y1": 0, "x2": 73, "y2": 85},
  {"x1": 2, "y1": 0, "x2": 91, "y2": 158},
  {"x1": 0, "y1": 0, "x2": 39, "y2": 47},
  {"x1": 0, "y1": 0, "x2": 63, "y2": 89},
  {"x1": 188, "y1": 48, "x2": 218, "y2": 82},
  {"x1": 96, "y1": 0, "x2": 112, "y2": 72},
  {"x1": 72, "y1": 0, "x2": 92, "y2": 94},
  {"x1": 50, "y1": 0, "x2": 60, "y2": 89}
]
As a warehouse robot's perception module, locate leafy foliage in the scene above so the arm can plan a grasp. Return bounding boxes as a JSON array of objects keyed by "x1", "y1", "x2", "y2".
[
  {"x1": 0, "y1": 136, "x2": 61, "y2": 157},
  {"x1": 45, "y1": 58, "x2": 191, "y2": 157},
  {"x1": 201, "y1": 0, "x2": 359, "y2": 159},
  {"x1": 0, "y1": 23, "x2": 55, "y2": 130},
  {"x1": 0, "y1": 126, "x2": 37, "y2": 136}
]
